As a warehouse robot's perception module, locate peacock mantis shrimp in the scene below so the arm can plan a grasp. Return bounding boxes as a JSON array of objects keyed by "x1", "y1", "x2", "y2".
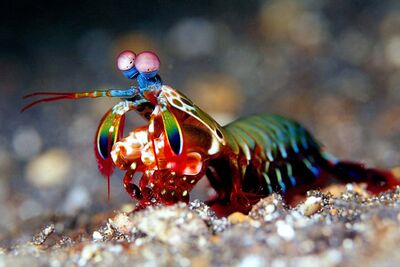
[{"x1": 22, "y1": 50, "x2": 400, "y2": 215}]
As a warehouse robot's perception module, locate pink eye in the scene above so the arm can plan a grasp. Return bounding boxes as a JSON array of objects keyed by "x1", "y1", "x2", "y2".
[
  {"x1": 117, "y1": 50, "x2": 136, "y2": 71},
  {"x1": 135, "y1": 51, "x2": 160, "y2": 74}
]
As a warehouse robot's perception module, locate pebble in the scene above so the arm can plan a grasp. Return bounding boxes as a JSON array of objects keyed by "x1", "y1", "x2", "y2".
[
  {"x1": 249, "y1": 193, "x2": 288, "y2": 222},
  {"x1": 79, "y1": 244, "x2": 101, "y2": 266},
  {"x1": 109, "y1": 213, "x2": 135, "y2": 235},
  {"x1": 301, "y1": 196, "x2": 322, "y2": 216},
  {"x1": 227, "y1": 212, "x2": 250, "y2": 224},
  {"x1": 92, "y1": 231, "x2": 103, "y2": 241},
  {"x1": 32, "y1": 224, "x2": 55, "y2": 245},
  {"x1": 276, "y1": 220, "x2": 295, "y2": 240}
]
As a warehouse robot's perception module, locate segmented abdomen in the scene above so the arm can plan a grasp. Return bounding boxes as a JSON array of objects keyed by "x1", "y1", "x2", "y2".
[{"x1": 223, "y1": 114, "x2": 326, "y2": 195}]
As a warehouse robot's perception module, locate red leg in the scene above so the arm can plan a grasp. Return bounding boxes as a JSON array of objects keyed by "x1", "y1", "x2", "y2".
[
  {"x1": 123, "y1": 171, "x2": 142, "y2": 200},
  {"x1": 228, "y1": 158, "x2": 252, "y2": 213}
]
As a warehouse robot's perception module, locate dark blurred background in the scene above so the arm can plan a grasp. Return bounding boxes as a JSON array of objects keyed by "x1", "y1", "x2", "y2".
[{"x1": 1, "y1": 0, "x2": 400, "y2": 241}]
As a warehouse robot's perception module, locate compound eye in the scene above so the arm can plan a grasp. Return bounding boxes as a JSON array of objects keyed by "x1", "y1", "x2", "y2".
[
  {"x1": 117, "y1": 50, "x2": 136, "y2": 71},
  {"x1": 135, "y1": 51, "x2": 160, "y2": 78}
]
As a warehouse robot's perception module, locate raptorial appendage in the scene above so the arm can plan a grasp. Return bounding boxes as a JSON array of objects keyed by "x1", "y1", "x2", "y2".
[{"x1": 110, "y1": 105, "x2": 215, "y2": 207}]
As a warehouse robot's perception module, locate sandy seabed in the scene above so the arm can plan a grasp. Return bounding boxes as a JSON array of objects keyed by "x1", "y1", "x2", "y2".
[{"x1": 1, "y1": 183, "x2": 400, "y2": 267}]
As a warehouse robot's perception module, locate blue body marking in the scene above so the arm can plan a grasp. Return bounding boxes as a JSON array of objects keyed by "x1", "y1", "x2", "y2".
[
  {"x1": 137, "y1": 74, "x2": 162, "y2": 93},
  {"x1": 140, "y1": 70, "x2": 158, "y2": 79},
  {"x1": 122, "y1": 67, "x2": 139, "y2": 79},
  {"x1": 110, "y1": 88, "x2": 136, "y2": 97}
]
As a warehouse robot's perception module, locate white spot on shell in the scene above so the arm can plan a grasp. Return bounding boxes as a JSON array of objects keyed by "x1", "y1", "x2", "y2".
[{"x1": 207, "y1": 136, "x2": 220, "y2": 155}]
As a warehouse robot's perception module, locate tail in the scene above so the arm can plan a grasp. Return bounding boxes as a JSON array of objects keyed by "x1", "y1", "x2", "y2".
[{"x1": 329, "y1": 161, "x2": 400, "y2": 193}]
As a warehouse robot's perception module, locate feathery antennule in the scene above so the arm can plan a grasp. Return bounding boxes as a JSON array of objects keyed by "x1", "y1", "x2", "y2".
[
  {"x1": 23, "y1": 92, "x2": 76, "y2": 98},
  {"x1": 21, "y1": 95, "x2": 76, "y2": 112},
  {"x1": 21, "y1": 88, "x2": 136, "y2": 112},
  {"x1": 21, "y1": 92, "x2": 81, "y2": 112}
]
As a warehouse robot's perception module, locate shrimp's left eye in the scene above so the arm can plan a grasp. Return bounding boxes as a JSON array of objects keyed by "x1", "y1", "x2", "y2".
[
  {"x1": 117, "y1": 50, "x2": 136, "y2": 71},
  {"x1": 135, "y1": 51, "x2": 160, "y2": 78}
]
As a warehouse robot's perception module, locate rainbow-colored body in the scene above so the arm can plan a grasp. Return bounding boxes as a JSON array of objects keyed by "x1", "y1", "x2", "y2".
[
  {"x1": 22, "y1": 50, "x2": 400, "y2": 215},
  {"x1": 110, "y1": 85, "x2": 399, "y2": 214}
]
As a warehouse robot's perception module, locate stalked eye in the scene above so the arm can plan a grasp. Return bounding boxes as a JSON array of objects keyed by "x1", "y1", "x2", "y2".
[
  {"x1": 135, "y1": 51, "x2": 160, "y2": 79},
  {"x1": 117, "y1": 50, "x2": 136, "y2": 71}
]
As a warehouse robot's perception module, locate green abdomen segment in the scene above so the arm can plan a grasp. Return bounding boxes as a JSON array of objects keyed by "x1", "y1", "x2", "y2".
[{"x1": 223, "y1": 114, "x2": 324, "y2": 194}]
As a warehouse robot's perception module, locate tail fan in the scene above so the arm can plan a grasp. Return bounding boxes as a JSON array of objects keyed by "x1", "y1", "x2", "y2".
[
  {"x1": 330, "y1": 161, "x2": 400, "y2": 193},
  {"x1": 94, "y1": 108, "x2": 126, "y2": 199}
]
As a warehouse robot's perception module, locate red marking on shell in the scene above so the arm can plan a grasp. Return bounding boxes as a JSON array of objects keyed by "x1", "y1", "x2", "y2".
[
  {"x1": 135, "y1": 51, "x2": 160, "y2": 73},
  {"x1": 117, "y1": 50, "x2": 136, "y2": 71}
]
